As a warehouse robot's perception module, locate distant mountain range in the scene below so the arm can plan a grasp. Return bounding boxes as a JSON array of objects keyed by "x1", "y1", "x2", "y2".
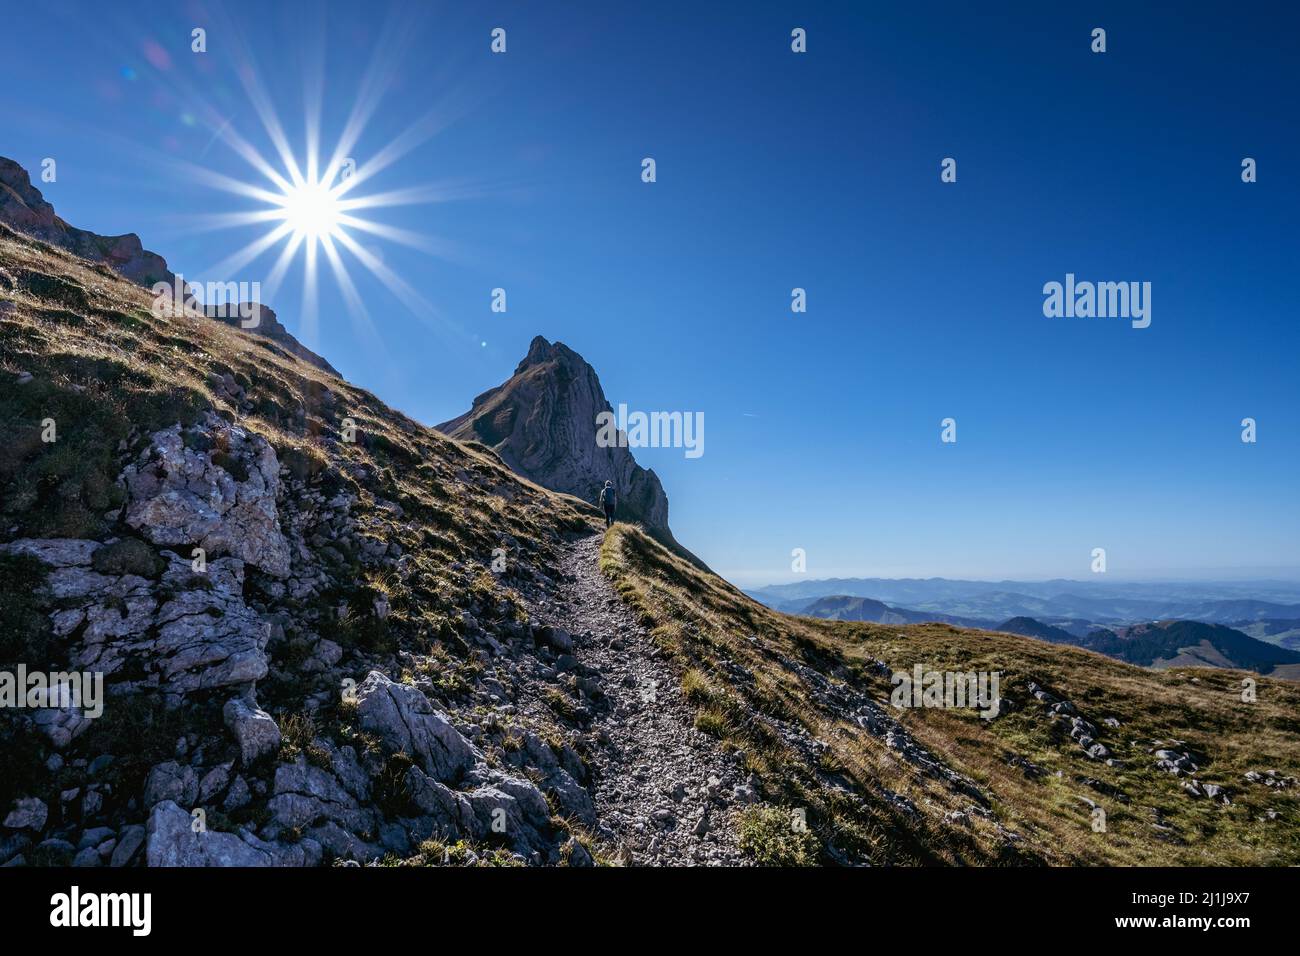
[
  {"x1": 997, "y1": 617, "x2": 1300, "y2": 678},
  {"x1": 754, "y1": 576, "x2": 1300, "y2": 679},
  {"x1": 796, "y1": 595, "x2": 988, "y2": 628},
  {"x1": 749, "y1": 576, "x2": 1300, "y2": 630},
  {"x1": 1230, "y1": 619, "x2": 1300, "y2": 650}
]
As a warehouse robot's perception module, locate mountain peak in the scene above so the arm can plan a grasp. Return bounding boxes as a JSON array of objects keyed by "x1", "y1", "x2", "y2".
[
  {"x1": 0, "y1": 156, "x2": 174, "y2": 288},
  {"x1": 439, "y1": 337, "x2": 704, "y2": 567},
  {"x1": 517, "y1": 335, "x2": 584, "y2": 373}
]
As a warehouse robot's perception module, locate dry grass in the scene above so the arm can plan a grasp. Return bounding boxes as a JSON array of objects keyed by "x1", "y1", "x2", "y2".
[
  {"x1": 0, "y1": 223, "x2": 597, "y2": 559},
  {"x1": 0, "y1": 222, "x2": 604, "y2": 782},
  {"x1": 601, "y1": 523, "x2": 1300, "y2": 866},
  {"x1": 5, "y1": 225, "x2": 1296, "y2": 867}
]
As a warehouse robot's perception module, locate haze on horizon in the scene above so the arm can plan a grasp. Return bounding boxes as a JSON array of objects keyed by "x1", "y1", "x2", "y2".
[{"x1": 724, "y1": 564, "x2": 1300, "y2": 592}]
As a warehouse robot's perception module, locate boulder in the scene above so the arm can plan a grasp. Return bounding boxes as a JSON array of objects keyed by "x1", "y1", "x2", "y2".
[
  {"x1": 122, "y1": 416, "x2": 291, "y2": 577},
  {"x1": 110, "y1": 825, "x2": 146, "y2": 867},
  {"x1": 222, "y1": 777, "x2": 252, "y2": 813},
  {"x1": 463, "y1": 769, "x2": 552, "y2": 852},
  {"x1": 267, "y1": 758, "x2": 374, "y2": 834},
  {"x1": 354, "y1": 671, "x2": 480, "y2": 782},
  {"x1": 144, "y1": 762, "x2": 199, "y2": 809},
  {"x1": 302, "y1": 822, "x2": 383, "y2": 863},
  {"x1": 3, "y1": 797, "x2": 48, "y2": 831},
  {"x1": 198, "y1": 764, "x2": 232, "y2": 804},
  {"x1": 562, "y1": 837, "x2": 594, "y2": 867},
  {"x1": 146, "y1": 801, "x2": 320, "y2": 867},
  {"x1": 71, "y1": 847, "x2": 102, "y2": 867},
  {"x1": 404, "y1": 766, "x2": 478, "y2": 837},
  {"x1": 0, "y1": 538, "x2": 99, "y2": 567},
  {"x1": 223, "y1": 695, "x2": 281, "y2": 765}
]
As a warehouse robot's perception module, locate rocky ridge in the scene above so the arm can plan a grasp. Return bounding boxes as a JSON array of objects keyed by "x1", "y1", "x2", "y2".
[
  {"x1": 437, "y1": 336, "x2": 703, "y2": 567},
  {"x1": 0, "y1": 157, "x2": 173, "y2": 289},
  {"x1": 0, "y1": 156, "x2": 335, "y2": 374}
]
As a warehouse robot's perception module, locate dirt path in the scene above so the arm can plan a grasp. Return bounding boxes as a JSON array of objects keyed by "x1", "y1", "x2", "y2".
[{"x1": 522, "y1": 533, "x2": 750, "y2": 865}]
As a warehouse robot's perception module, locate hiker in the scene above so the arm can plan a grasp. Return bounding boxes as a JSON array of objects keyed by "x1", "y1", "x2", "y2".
[{"x1": 599, "y1": 479, "x2": 617, "y2": 528}]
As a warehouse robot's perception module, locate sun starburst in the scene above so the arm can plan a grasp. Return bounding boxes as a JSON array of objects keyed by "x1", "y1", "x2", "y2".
[
  {"x1": 159, "y1": 7, "x2": 487, "y2": 357},
  {"x1": 274, "y1": 176, "x2": 344, "y2": 243}
]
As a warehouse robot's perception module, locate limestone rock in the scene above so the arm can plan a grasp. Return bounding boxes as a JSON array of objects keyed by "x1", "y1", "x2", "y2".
[
  {"x1": 223, "y1": 695, "x2": 281, "y2": 765},
  {"x1": 0, "y1": 538, "x2": 99, "y2": 567},
  {"x1": 144, "y1": 762, "x2": 198, "y2": 809},
  {"x1": 436, "y1": 336, "x2": 703, "y2": 566},
  {"x1": 267, "y1": 758, "x2": 374, "y2": 834},
  {"x1": 354, "y1": 670, "x2": 480, "y2": 783},
  {"x1": 3, "y1": 798, "x2": 47, "y2": 831},
  {"x1": 146, "y1": 801, "x2": 320, "y2": 867},
  {"x1": 123, "y1": 416, "x2": 292, "y2": 577},
  {"x1": 110, "y1": 825, "x2": 146, "y2": 867}
]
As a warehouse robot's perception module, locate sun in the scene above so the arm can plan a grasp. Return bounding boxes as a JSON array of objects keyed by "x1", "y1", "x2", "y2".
[
  {"x1": 274, "y1": 178, "x2": 343, "y2": 242},
  {"x1": 177, "y1": 24, "x2": 470, "y2": 334}
]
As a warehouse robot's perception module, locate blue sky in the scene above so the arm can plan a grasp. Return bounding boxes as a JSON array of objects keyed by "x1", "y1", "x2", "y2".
[{"x1": 2, "y1": 1, "x2": 1297, "y2": 586}]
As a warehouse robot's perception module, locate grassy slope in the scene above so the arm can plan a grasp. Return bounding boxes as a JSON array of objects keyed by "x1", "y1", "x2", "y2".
[
  {"x1": 0, "y1": 223, "x2": 595, "y2": 548},
  {"x1": 602, "y1": 524, "x2": 1300, "y2": 866},
  {"x1": 0, "y1": 223, "x2": 603, "y2": 825},
  {"x1": 5, "y1": 224, "x2": 1298, "y2": 867}
]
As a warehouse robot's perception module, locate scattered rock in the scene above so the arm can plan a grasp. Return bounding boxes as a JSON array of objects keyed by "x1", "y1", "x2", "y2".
[{"x1": 110, "y1": 826, "x2": 146, "y2": 867}]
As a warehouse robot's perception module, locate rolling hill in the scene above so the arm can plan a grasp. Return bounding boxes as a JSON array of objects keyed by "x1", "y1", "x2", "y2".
[
  {"x1": 799, "y1": 594, "x2": 989, "y2": 628},
  {"x1": 604, "y1": 528, "x2": 1300, "y2": 864},
  {"x1": 998, "y1": 617, "x2": 1300, "y2": 679}
]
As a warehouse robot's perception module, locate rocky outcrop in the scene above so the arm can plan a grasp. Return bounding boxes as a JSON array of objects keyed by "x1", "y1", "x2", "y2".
[
  {"x1": 146, "y1": 800, "x2": 321, "y2": 867},
  {"x1": 348, "y1": 671, "x2": 555, "y2": 856},
  {"x1": 355, "y1": 671, "x2": 480, "y2": 782},
  {"x1": 0, "y1": 157, "x2": 174, "y2": 288},
  {"x1": 437, "y1": 336, "x2": 703, "y2": 566},
  {"x1": 1026, "y1": 680, "x2": 1115, "y2": 763},
  {"x1": 1, "y1": 540, "x2": 269, "y2": 708},
  {"x1": 122, "y1": 413, "x2": 292, "y2": 577},
  {"x1": 223, "y1": 696, "x2": 282, "y2": 765}
]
